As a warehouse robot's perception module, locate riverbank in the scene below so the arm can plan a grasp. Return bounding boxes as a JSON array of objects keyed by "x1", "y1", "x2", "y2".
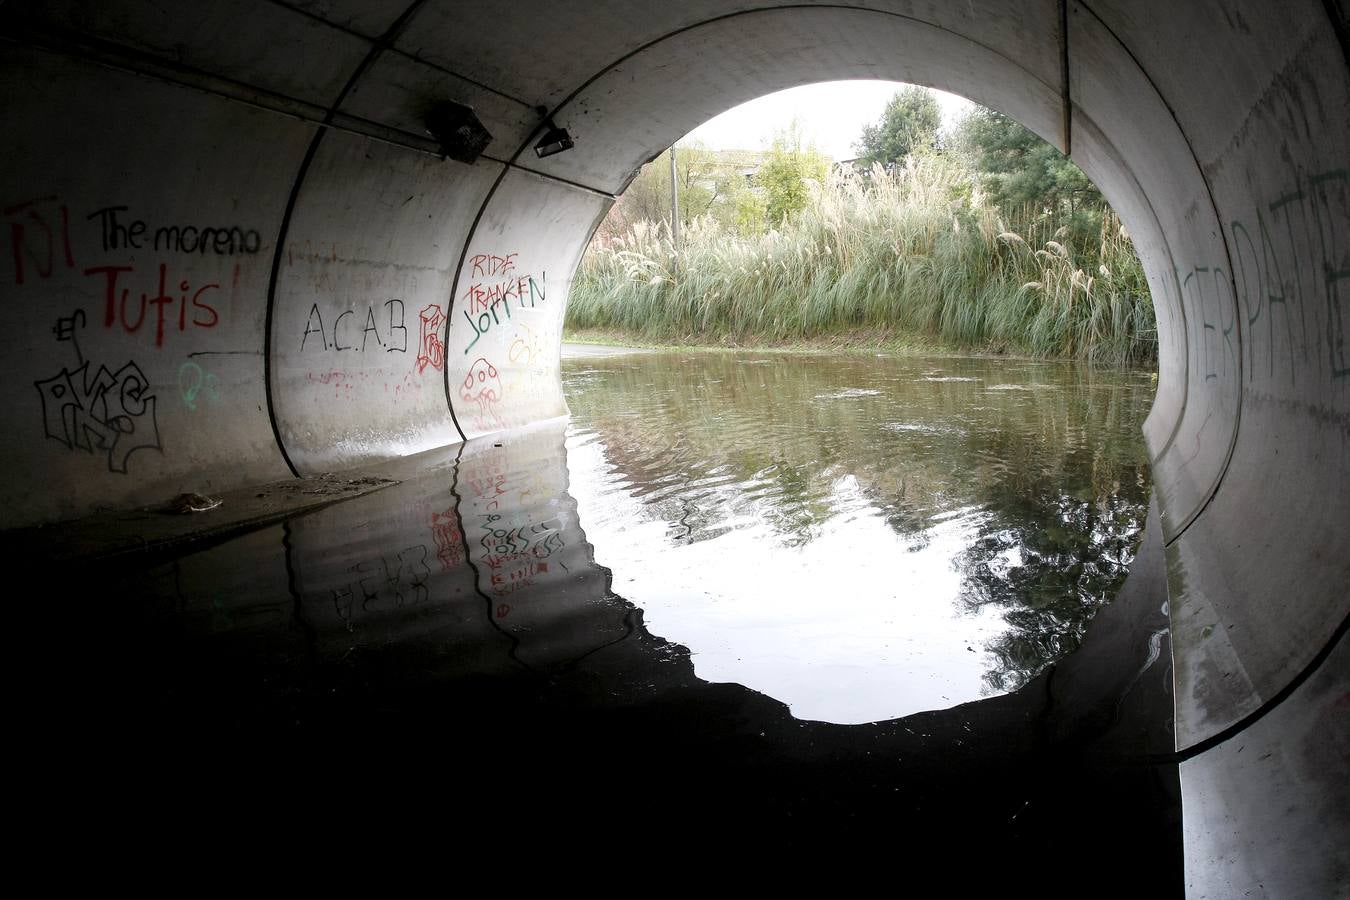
[{"x1": 563, "y1": 328, "x2": 1159, "y2": 370}]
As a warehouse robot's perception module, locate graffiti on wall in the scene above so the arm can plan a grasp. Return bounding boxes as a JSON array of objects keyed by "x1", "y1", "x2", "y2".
[
  {"x1": 33, "y1": 311, "x2": 162, "y2": 473},
  {"x1": 5, "y1": 196, "x2": 75, "y2": 285},
  {"x1": 85, "y1": 262, "x2": 221, "y2": 347},
  {"x1": 86, "y1": 205, "x2": 261, "y2": 257},
  {"x1": 300, "y1": 299, "x2": 407, "y2": 353},
  {"x1": 287, "y1": 245, "x2": 453, "y2": 405},
  {"x1": 1156, "y1": 261, "x2": 1239, "y2": 389},
  {"x1": 303, "y1": 367, "x2": 425, "y2": 404},
  {"x1": 1149, "y1": 168, "x2": 1349, "y2": 390},
  {"x1": 1226, "y1": 168, "x2": 1349, "y2": 382},
  {"x1": 508, "y1": 322, "x2": 545, "y2": 368},
  {"x1": 417, "y1": 303, "x2": 447, "y2": 374},
  {"x1": 7, "y1": 199, "x2": 245, "y2": 349},
  {"x1": 177, "y1": 361, "x2": 220, "y2": 411},
  {"x1": 459, "y1": 251, "x2": 546, "y2": 354},
  {"x1": 459, "y1": 357, "x2": 503, "y2": 432}
]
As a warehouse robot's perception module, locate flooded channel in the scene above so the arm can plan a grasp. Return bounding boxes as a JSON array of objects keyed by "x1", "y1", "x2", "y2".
[
  {"x1": 49, "y1": 347, "x2": 1178, "y2": 887},
  {"x1": 565, "y1": 349, "x2": 1156, "y2": 723}
]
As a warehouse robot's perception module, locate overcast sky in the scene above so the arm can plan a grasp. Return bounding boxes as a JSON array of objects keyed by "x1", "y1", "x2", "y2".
[{"x1": 681, "y1": 80, "x2": 974, "y2": 161}]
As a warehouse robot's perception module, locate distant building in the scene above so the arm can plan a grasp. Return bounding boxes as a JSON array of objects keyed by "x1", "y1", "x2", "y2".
[
  {"x1": 687, "y1": 148, "x2": 771, "y2": 191},
  {"x1": 834, "y1": 157, "x2": 885, "y2": 175}
]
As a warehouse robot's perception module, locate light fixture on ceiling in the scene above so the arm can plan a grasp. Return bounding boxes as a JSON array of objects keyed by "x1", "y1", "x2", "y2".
[
  {"x1": 533, "y1": 115, "x2": 574, "y2": 158},
  {"x1": 424, "y1": 100, "x2": 492, "y2": 164}
]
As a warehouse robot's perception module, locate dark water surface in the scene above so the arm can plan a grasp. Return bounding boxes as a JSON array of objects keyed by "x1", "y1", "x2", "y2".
[
  {"x1": 564, "y1": 350, "x2": 1156, "y2": 723},
  {"x1": 42, "y1": 349, "x2": 1178, "y2": 888}
]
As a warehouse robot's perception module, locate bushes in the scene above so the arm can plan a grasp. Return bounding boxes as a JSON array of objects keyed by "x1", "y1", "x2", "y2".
[{"x1": 568, "y1": 157, "x2": 1156, "y2": 365}]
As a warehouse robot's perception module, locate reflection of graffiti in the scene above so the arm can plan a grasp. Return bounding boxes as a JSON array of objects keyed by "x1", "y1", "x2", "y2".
[
  {"x1": 331, "y1": 545, "x2": 432, "y2": 623},
  {"x1": 430, "y1": 507, "x2": 464, "y2": 571},
  {"x1": 34, "y1": 313, "x2": 161, "y2": 473},
  {"x1": 475, "y1": 513, "x2": 565, "y2": 596},
  {"x1": 178, "y1": 361, "x2": 220, "y2": 410},
  {"x1": 417, "y1": 303, "x2": 447, "y2": 374},
  {"x1": 467, "y1": 464, "x2": 507, "y2": 512},
  {"x1": 460, "y1": 357, "x2": 503, "y2": 430}
]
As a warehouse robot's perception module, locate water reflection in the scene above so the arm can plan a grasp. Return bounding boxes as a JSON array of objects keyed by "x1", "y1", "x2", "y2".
[
  {"x1": 108, "y1": 350, "x2": 1152, "y2": 727},
  {"x1": 120, "y1": 427, "x2": 638, "y2": 687},
  {"x1": 563, "y1": 350, "x2": 1154, "y2": 720},
  {"x1": 71, "y1": 393, "x2": 1175, "y2": 881}
]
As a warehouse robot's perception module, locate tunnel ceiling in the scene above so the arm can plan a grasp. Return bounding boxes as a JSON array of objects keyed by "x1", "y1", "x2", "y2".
[{"x1": 1, "y1": 3, "x2": 1347, "y2": 892}]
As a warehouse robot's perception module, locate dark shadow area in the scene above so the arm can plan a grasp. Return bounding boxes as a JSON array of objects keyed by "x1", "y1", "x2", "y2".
[{"x1": 21, "y1": 420, "x2": 1179, "y2": 890}]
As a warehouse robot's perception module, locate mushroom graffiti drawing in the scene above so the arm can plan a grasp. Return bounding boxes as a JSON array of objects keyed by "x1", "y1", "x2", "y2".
[{"x1": 460, "y1": 357, "x2": 504, "y2": 431}]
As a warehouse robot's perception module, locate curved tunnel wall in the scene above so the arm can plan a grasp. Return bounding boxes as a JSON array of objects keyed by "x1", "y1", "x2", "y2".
[{"x1": 1, "y1": 1, "x2": 1346, "y2": 892}]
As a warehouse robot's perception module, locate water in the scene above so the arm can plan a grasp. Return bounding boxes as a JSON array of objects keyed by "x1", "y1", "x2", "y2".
[
  {"x1": 563, "y1": 349, "x2": 1155, "y2": 723},
  {"x1": 41, "y1": 347, "x2": 1177, "y2": 884}
]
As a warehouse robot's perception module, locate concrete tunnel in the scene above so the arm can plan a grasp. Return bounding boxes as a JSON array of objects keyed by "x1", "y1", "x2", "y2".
[{"x1": 1, "y1": 0, "x2": 1346, "y2": 892}]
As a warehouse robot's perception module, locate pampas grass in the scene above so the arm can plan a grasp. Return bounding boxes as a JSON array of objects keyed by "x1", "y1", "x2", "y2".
[{"x1": 568, "y1": 157, "x2": 1155, "y2": 365}]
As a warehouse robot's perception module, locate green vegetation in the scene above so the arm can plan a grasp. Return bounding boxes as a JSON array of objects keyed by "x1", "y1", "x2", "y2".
[
  {"x1": 853, "y1": 84, "x2": 941, "y2": 168},
  {"x1": 571, "y1": 91, "x2": 1156, "y2": 366},
  {"x1": 756, "y1": 122, "x2": 830, "y2": 227}
]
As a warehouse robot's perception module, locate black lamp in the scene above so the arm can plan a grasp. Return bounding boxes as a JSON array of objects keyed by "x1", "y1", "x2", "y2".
[
  {"x1": 424, "y1": 100, "x2": 492, "y2": 163},
  {"x1": 534, "y1": 119, "x2": 574, "y2": 158}
]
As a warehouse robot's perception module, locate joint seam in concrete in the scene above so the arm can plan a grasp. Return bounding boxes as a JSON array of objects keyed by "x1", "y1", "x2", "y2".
[
  {"x1": 1059, "y1": 0, "x2": 1072, "y2": 156},
  {"x1": 1076, "y1": 1, "x2": 1247, "y2": 549},
  {"x1": 1317, "y1": 0, "x2": 1350, "y2": 66},
  {"x1": 1073, "y1": 4, "x2": 1208, "y2": 517},
  {"x1": 261, "y1": 0, "x2": 540, "y2": 110},
  {"x1": 1070, "y1": 107, "x2": 1193, "y2": 474},
  {"x1": 443, "y1": 163, "x2": 516, "y2": 432},
  {"x1": 449, "y1": 441, "x2": 527, "y2": 668},
  {"x1": 1171, "y1": 609, "x2": 1349, "y2": 761},
  {"x1": 263, "y1": 0, "x2": 442, "y2": 476},
  {"x1": 0, "y1": 20, "x2": 615, "y2": 200}
]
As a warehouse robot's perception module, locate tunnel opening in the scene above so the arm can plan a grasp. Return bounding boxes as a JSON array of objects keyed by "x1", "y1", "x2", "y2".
[
  {"x1": 571, "y1": 82, "x2": 1158, "y2": 367},
  {"x1": 555, "y1": 80, "x2": 1163, "y2": 725}
]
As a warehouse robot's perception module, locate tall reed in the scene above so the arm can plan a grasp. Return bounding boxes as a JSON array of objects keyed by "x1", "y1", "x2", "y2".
[{"x1": 568, "y1": 156, "x2": 1156, "y2": 365}]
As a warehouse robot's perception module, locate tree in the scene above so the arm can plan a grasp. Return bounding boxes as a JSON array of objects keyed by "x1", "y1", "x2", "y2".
[
  {"x1": 756, "y1": 122, "x2": 829, "y2": 226},
  {"x1": 595, "y1": 142, "x2": 743, "y2": 244},
  {"x1": 951, "y1": 107, "x2": 1109, "y2": 254},
  {"x1": 953, "y1": 107, "x2": 1100, "y2": 213},
  {"x1": 854, "y1": 86, "x2": 941, "y2": 168}
]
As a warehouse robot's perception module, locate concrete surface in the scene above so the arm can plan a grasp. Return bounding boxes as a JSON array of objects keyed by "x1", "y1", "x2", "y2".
[{"x1": 0, "y1": 2, "x2": 1346, "y2": 894}]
